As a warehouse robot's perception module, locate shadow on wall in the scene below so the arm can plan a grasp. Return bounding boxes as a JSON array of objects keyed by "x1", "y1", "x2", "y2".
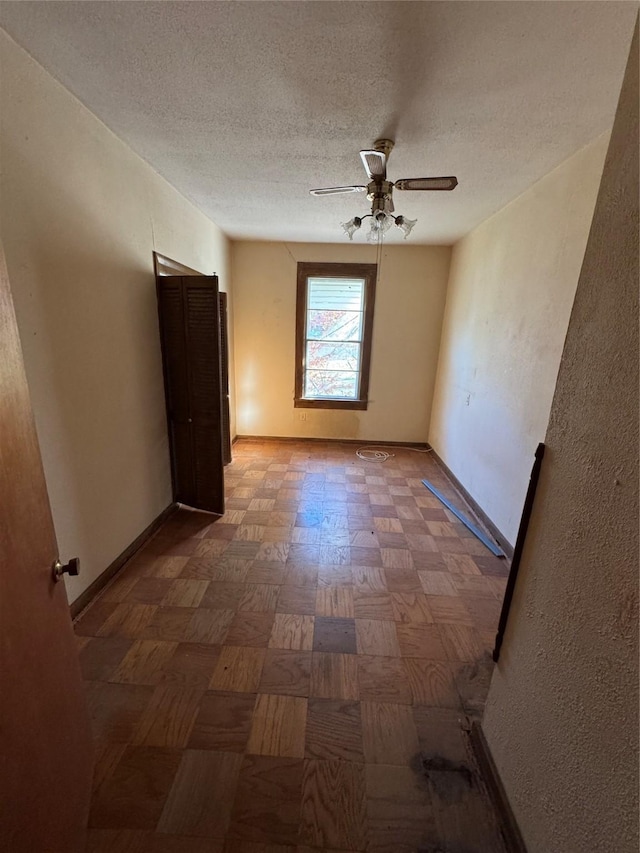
[{"x1": 2, "y1": 134, "x2": 172, "y2": 595}]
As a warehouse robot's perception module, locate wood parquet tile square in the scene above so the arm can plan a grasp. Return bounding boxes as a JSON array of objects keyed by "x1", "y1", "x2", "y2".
[
  {"x1": 185, "y1": 608, "x2": 234, "y2": 645},
  {"x1": 97, "y1": 603, "x2": 158, "y2": 639},
  {"x1": 304, "y1": 698, "x2": 363, "y2": 762},
  {"x1": 227, "y1": 756, "x2": 305, "y2": 846},
  {"x1": 404, "y1": 659, "x2": 460, "y2": 708},
  {"x1": 162, "y1": 642, "x2": 222, "y2": 688},
  {"x1": 352, "y1": 566, "x2": 387, "y2": 592},
  {"x1": 200, "y1": 581, "x2": 246, "y2": 610},
  {"x1": 427, "y1": 594, "x2": 474, "y2": 625},
  {"x1": 89, "y1": 745, "x2": 182, "y2": 830},
  {"x1": 269, "y1": 613, "x2": 315, "y2": 650},
  {"x1": 246, "y1": 562, "x2": 287, "y2": 585},
  {"x1": 225, "y1": 612, "x2": 275, "y2": 647},
  {"x1": 259, "y1": 649, "x2": 312, "y2": 697},
  {"x1": 418, "y1": 569, "x2": 459, "y2": 596},
  {"x1": 140, "y1": 606, "x2": 193, "y2": 643},
  {"x1": 79, "y1": 637, "x2": 133, "y2": 681},
  {"x1": 247, "y1": 693, "x2": 308, "y2": 757},
  {"x1": 193, "y1": 538, "x2": 232, "y2": 559},
  {"x1": 383, "y1": 567, "x2": 422, "y2": 593},
  {"x1": 187, "y1": 691, "x2": 256, "y2": 752},
  {"x1": 238, "y1": 583, "x2": 281, "y2": 613},
  {"x1": 299, "y1": 759, "x2": 367, "y2": 850},
  {"x1": 348, "y1": 546, "x2": 384, "y2": 567},
  {"x1": 352, "y1": 590, "x2": 394, "y2": 621},
  {"x1": 390, "y1": 591, "x2": 433, "y2": 625},
  {"x1": 282, "y1": 565, "x2": 318, "y2": 588},
  {"x1": 355, "y1": 619, "x2": 400, "y2": 657},
  {"x1": 439, "y1": 623, "x2": 485, "y2": 661},
  {"x1": 317, "y1": 565, "x2": 353, "y2": 588},
  {"x1": 132, "y1": 674, "x2": 207, "y2": 748},
  {"x1": 85, "y1": 681, "x2": 154, "y2": 745},
  {"x1": 157, "y1": 749, "x2": 242, "y2": 837},
  {"x1": 209, "y1": 646, "x2": 266, "y2": 693},
  {"x1": 365, "y1": 764, "x2": 436, "y2": 853},
  {"x1": 310, "y1": 652, "x2": 359, "y2": 701},
  {"x1": 75, "y1": 438, "x2": 510, "y2": 850},
  {"x1": 126, "y1": 578, "x2": 174, "y2": 605},
  {"x1": 395, "y1": 623, "x2": 449, "y2": 660},
  {"x1": 361, "y1": 701, "x2": 420, "y2": 765},
  {"x1": 357, "y1": 654, "x2": 412, "y2": 705},
  {"x1": 100, "y1": 574, "x2": 141, "y2": 604},
  {"x1": 315, "y1": 587, "x2": 354, "y2": 618},
  {"x1": 110, "y1": 640, "x2": 178, "y2": 686},
  {"x1": 312, "y1": 617, "x2": 357, "y2": 654}
]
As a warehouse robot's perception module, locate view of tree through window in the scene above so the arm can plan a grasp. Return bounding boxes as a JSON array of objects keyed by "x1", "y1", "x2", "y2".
[
  {"x1": 295, "y1": 262, "x2": 376, "y2": 410},
  {"x1": 303, "y1": 277, "x2": 365, "y2": 399}
]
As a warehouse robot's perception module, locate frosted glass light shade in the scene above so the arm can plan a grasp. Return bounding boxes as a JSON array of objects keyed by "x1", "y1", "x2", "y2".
[
  {"x1": 366, "y1": 211, "x2": 393, "y2": 242},
  {"x1": 395, "y1": 215, "x2": 417, "y2": 238},
  {"x1": 341, "y1": 217, "x2": 362, "y2": 240}
]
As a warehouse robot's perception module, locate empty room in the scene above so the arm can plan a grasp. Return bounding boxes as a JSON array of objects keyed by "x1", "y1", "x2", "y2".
[{"x1": 0, "y1": 3, "x2": 637, "y2": 853}]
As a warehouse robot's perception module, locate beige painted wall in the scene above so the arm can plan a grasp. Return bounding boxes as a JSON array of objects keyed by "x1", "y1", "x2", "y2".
[
  {"x1": 0, "y1": 31, "x2": 235, "y2": 604},
  {"x1": 429, "y1": 134, "x2": 608, "y2": 545},
  {"x1": 231, "y1": 241, "x2": 451, "y2": 443},
  {"x1": 483, "y1": 24, "x2": 638, "y2": 852}
]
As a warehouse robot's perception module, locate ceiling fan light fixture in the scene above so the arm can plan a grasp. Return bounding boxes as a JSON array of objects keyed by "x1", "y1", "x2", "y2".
[
  {"x1": 366, "y1": 211, "x2": 393, "y2": 242},
  {"x1": 310, "y1": 139, "x2": 456, "y2": 243},
  {"x1": 394, "y1": 215, "x2": 417, "y2": 239},
  {"x1": 366, "y1": 226, "x2": 379, "y2": 244},
  {"x1": 342, "y1": 216, "x2": 362, "y2": 240}
]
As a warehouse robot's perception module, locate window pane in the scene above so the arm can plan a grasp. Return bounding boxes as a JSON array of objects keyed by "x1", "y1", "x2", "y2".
[
  {"x1": 297, "y1": 268, "x2": 374, "y2": 405},
  {"x1": 307, "y1": 310, "x2": 362, "y2": 341},
  {"x1": 308, "y1": 278, "x2": 365, "y2": 312},
  {"x1": 304, "y1": 370, "x2": 358, "y2": 399},
  {"x1": 306, "y1": 341, "x2": 360, "y2": 372}
]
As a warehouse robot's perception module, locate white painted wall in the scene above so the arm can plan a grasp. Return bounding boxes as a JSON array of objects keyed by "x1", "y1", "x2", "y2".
[
  {"x1": 0, "y1": 32, "x2": 235, "y2": 604},
  {"x1": 483, "y1": 25, "x2": 638, "y2": 851},
  {"x1": 231, "y1": 241, "x2": 451, "y2": 443},
  {"x1": 428, "y1": 134, "x2": 608, "y2": 544}
]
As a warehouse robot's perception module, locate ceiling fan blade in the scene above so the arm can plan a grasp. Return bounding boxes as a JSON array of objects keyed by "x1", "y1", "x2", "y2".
[
  {"x1": 309, "y1": 185, "x2": 367, "y2": 196},
  {"x1": 360, "y1": 149, "x2": 387, "y2": 180},
  {"x1": 394, "y1": 176, "x2": 458, "y2": 191}
]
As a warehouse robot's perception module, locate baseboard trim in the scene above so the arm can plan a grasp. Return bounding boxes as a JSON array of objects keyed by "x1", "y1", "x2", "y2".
[
  {"x1": 234, "y1": 434, "x2": 431, "y2": 449},
  {"x1": 469, "y1": 721, "x2": 527, "y2": 852},
  {"x1": 429, "y1": 449, "x2": 514, "y2": 559},
  {"x1": 70, "y1": 502, "x2": 179, "y2": 619}
]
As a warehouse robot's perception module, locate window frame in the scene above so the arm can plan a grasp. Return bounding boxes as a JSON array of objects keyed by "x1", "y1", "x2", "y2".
[{"x1": 294, "y1": 261, "x2": 377, "y2": 410}]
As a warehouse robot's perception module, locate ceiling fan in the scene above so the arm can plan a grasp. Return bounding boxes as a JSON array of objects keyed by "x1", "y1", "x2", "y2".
[{"x1": 310, "y1": 138, "x2": 458, "y2": 240}]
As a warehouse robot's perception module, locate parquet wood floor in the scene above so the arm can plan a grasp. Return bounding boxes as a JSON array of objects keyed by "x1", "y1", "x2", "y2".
[{"x1": 79, "y1": 439, "x2": 510, "y2": 852}]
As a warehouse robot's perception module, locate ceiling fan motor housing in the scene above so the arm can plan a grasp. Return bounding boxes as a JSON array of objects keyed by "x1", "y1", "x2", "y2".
[{"x1": 368, "y1": 180, "x2": 394, "y2": 212}]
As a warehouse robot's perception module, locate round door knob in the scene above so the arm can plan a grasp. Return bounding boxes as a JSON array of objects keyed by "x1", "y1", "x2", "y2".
[{"x1": 52, "y1": 557, "x2": 80, "y2": 583}]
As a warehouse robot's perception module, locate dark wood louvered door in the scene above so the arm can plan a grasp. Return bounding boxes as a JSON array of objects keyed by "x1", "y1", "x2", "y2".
[
  {"x1": 156, "y1": 275, "x2": 225, "y2": 514},
  {"x1": 219, "y1": 291, "x2": 232, "y2": 465}
]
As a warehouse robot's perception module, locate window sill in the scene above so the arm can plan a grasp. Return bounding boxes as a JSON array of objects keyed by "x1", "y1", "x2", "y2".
[{"x1": 294, "y1": 397, "x2": 369, "y2": 411}]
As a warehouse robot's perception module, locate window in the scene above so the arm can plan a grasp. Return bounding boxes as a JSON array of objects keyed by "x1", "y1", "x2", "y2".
[{"x1": 295, "y1": 262, "x2": 377, "y2": 410}]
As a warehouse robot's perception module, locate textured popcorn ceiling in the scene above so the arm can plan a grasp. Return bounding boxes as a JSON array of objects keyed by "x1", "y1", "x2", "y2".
[{"x1": 0, "y1": 1, "x2": 635, "y2": 244}]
